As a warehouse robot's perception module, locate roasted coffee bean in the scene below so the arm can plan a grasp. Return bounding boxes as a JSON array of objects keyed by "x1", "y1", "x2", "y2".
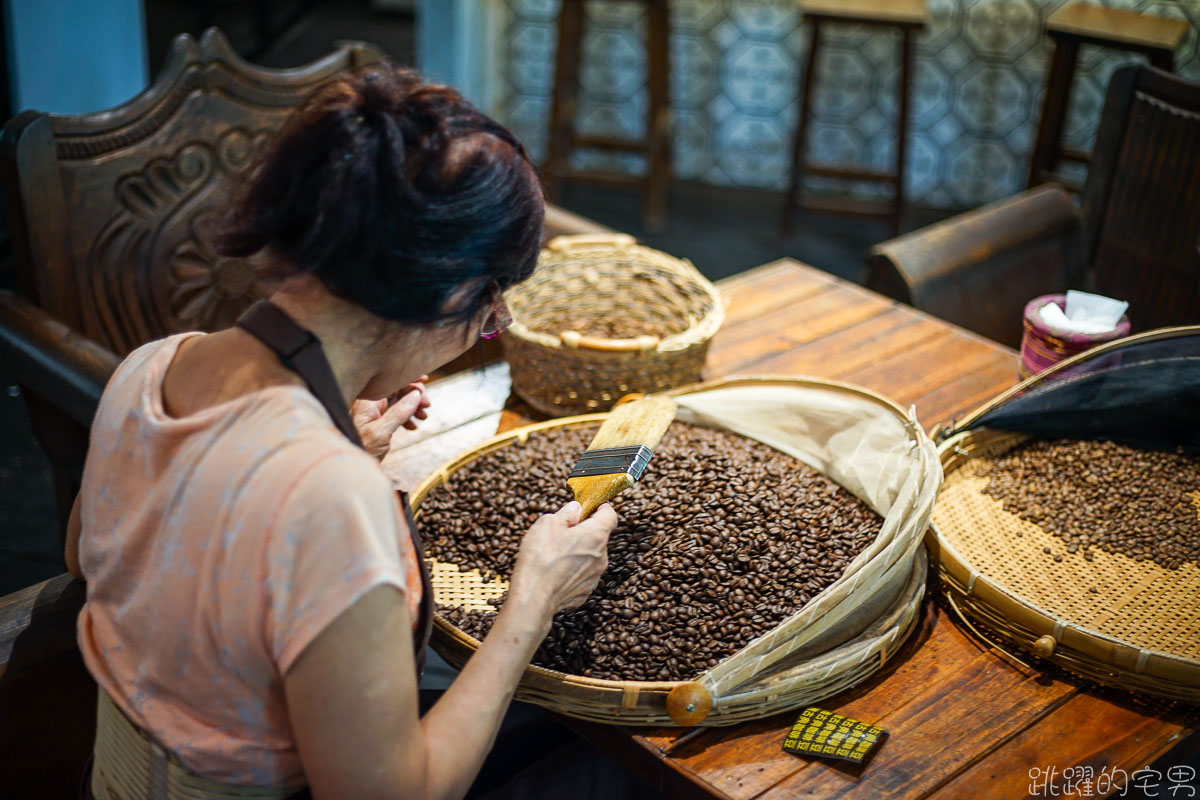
[
  {"x1": 533, "y1": 314, "x2": 676, "y2": 341},
  {"x1": 423, "y1": 423, "x2": 883, "y2": 682},
  {"x1": 978, "y1": 439, "x2": 1200, "y2": 571}
]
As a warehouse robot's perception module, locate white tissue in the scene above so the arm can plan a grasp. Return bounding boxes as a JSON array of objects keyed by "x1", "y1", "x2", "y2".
[{"x1": 1039, "y1": 290, "x2": 1128, "y2": 335}]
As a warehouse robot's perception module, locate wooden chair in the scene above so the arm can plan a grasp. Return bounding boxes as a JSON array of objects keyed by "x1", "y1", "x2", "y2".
[
  {"x1": 1028, "y1": 2, "x2": 1189, "y2": 191},
  {"x1": 0, "y1": 24, "x2": 609, "y2": 534},
  {"x1": 865, "y1": 65, "x2": 1200, "y2": 350},
  {"x1": 0, "y1": 28, "x2": 386, "y2": 531},
  {"x1": 542, "y1": 0, "x2": 672, "y2": 231},
  {"x1": 782, "y1": 0, "x2": 929, "y2": 237}
]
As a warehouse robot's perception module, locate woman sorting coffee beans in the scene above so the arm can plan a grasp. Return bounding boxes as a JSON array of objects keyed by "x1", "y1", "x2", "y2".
[{"x1": 64, "y1": 67, "x2": 620, "y2": 800}]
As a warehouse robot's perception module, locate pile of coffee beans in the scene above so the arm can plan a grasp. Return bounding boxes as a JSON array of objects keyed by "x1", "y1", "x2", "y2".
[
  {"x1": 421, "y1": 423, "x2": 883, "y2": 681},
  {"x1": 979, "y1": 439, "x2": 1200, "y2": 570},
  {"x1": 533, "y1": 313, "x2": 677, "y2": 341}
]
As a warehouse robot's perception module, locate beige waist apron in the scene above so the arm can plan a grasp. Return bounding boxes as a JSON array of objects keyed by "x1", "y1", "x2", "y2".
[{"x1": 91, "y1": 688, "x2": 304, "y2": 800}]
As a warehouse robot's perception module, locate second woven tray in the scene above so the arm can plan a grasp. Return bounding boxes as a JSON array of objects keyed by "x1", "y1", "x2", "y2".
[{"x1": 930, "y1": 428, "x2": 1200, "y2": 701}]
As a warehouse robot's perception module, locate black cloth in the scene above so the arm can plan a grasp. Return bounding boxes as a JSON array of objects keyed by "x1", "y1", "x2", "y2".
[{"x1": 950, "y1": 329, "x2": 1200, "y2": 453}]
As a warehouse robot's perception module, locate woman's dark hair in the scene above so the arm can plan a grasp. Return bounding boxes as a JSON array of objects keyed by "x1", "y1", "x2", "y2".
[{"x1": 216, "y1": 66, "x2": 544, "y2": 327}]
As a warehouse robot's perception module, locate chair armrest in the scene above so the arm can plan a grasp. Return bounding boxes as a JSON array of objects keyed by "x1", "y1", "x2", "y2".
[
  {"x1": 864, "y1": 185, "x2": 1082, "y2": 349},
  {"x1": 0, "y1": 290, "x2": 121, "y2": 427},
  {"x1": 0, "y1": 573, "x2": 85, "y2": 679},
  {"x1": 0, "y1": 573, "x2": 96, "y2": 796}
]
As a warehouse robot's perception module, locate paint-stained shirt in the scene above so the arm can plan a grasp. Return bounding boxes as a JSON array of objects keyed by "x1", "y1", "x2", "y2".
[{"x1": 76, "y1": 332, "x2": 423, "y2": 787}]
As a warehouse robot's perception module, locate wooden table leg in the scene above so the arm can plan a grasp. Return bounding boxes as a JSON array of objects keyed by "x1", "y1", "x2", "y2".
[
  {"x1": 1150, "y1": 50, "x2": 1174, "y2": 72},
  {"x1": 545, "y1": 0, "x2": 585, "y2": 203},
  {"x1": 1028, "y1": 36, "x2": 1079, "y2": 188},
  {"x1": 645, "y1": 0, "x2": 672, "y2": 232},
  {"x1": 894, "y1": 26, "x2": 915, "y2": 238},
  {"x1": 782, "y1": 17, "x2": 823, "y2": 234}
]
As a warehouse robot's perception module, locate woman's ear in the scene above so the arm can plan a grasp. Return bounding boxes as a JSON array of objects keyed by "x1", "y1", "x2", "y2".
[
  {"x1": 439, "y1": 279, "x2": 486, "y2": 318},
  {"x1": 437, "y1": 279, "x2": 490, "y2": 344}
]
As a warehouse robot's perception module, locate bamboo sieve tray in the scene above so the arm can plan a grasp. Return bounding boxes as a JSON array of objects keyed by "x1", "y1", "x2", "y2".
[
  {"x1": 411, "y1": 376, "x2": 942, "y2": 725},
  {"x1": 929, "y1": 427, "x2": 1200, "y2": 702}
]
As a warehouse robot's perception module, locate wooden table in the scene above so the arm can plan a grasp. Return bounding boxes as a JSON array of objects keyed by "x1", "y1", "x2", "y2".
[{"x1": 492, "y1": 259, "x2": 1198, "y2": 799}]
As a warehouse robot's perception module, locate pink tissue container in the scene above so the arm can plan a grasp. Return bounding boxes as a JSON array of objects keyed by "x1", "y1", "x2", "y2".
[{"x1": 1019, "y1": 294, "x2": 1130, "y2": 380}]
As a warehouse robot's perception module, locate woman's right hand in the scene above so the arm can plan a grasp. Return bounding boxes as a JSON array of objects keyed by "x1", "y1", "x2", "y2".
[{"x1": 507, "y1": 501, "x2": 617, "y2": 623}]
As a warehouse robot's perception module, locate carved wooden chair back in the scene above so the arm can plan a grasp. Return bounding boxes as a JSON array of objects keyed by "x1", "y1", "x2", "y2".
[
  {"x1": 1, "y1": 28, "x2": 385, "y2": 357},
  {"x1": 1081, "y1": 65, "x2": 1200, "y2": 330}
]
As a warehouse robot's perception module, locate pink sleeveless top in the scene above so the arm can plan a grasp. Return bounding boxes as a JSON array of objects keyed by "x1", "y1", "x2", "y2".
[{"x1": 76, "y1": 333, "x2": 423, "y2": 787}]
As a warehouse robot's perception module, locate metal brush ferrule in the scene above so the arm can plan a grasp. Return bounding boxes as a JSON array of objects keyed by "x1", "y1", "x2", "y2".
[{"x1": 568, "y1": 445, "x2": 654, "y2": 481}]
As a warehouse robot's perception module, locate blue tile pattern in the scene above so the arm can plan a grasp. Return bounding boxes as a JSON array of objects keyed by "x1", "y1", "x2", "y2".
[{"x1": 493, "y1": 0, "x2": 1200, "y2": 208}]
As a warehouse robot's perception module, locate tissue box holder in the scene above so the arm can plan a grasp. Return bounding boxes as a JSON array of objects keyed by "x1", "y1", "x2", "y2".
[{"x1": 1020, "y1": 294, "x2": 1131, "y2": 379}]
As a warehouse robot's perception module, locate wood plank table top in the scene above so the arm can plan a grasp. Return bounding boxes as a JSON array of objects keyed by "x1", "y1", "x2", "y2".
[
  {"x1": 801, "y1": 0, "x2": 929, "y2": 28},
  {"x1": 483, "y1": 258, "x2": 1198, "y2": 799},
  {"x1": 1047, "y1": 2, "x2": 1190, "y2": 53}
]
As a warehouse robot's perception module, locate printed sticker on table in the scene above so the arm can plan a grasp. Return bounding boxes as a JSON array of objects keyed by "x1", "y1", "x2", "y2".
[{"x1": 781, "y1": 707, "x2": 888, "y2": 766}]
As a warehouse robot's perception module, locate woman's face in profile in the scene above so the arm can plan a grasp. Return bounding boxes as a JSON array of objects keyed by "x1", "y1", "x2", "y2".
[{"x1": 358, "y1": 295, "x2": 491, "y2": 400}]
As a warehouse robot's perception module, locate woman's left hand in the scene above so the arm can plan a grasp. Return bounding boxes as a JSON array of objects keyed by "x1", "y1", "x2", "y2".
[{"x1": 352, "y1": 376, "x2": 431, "y2": 458}]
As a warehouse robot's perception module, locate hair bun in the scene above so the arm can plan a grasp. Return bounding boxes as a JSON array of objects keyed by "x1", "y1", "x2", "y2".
[
  {"x1": 215, "y1": 65, "x2": 543, "y2": 329},
  {"x1": 357, "y1": 67, "x2": 420, "y2": 115}
]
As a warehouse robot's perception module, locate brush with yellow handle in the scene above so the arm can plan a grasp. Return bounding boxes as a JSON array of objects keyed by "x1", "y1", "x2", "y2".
[
  {"x1": 566, "y1": 395, "x2": 677, "y2": 520},
  {"x1": 566, "y1": 393, "x2": 714, "y2": 726}
]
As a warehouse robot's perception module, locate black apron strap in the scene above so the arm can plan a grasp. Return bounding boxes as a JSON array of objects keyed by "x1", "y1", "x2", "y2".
[
  {"x1": 235, "y1": 300, "x2": 433, "y2": 672},
  {"x1": 236, "y1": 301, "x2": 363, "y2": 447},
  {"x1": 397, "y1": 491, "x2": 434, "y2": 668}
]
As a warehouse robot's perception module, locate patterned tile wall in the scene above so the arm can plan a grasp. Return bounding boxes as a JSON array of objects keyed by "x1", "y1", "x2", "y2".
[{"x1": 492, "y1": 0, "x2": 1200, "y2": 209}]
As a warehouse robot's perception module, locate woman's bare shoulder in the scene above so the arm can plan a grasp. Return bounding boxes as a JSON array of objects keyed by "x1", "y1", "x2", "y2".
[{"x1": 162, "y1": 327, "x2": 303, "y2": 419}]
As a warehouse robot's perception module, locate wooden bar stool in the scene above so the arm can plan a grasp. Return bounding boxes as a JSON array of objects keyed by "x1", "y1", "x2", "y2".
[
  {"x1": 1027, "y1": 1, "x2": 1189, "y2": 190},
  {"x1": 543, "y1": 0, "x2": 672, "y2": 231},
  {"x1": 783, "y1": 0, "x2": 928, "y2": 238}
]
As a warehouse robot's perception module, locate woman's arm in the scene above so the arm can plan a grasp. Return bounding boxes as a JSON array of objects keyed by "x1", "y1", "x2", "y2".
[
  {"x1": 285, "y1": 501, "x2": 616, "y2": 800},
  {"x1": 65, "y1": 494, "x2": 83, "y2": 579}
]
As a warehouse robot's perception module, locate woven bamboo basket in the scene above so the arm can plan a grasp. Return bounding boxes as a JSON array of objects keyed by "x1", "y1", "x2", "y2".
[
  {"x1": 502, "y1": 234, "x2": 724, "y2": 417},
  {"x1": 929, "y1": 427, "x2": 1200, "y2": 702},
  {"x1": 411, "y1": 376, "x2": 942, "y2": 725}
]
